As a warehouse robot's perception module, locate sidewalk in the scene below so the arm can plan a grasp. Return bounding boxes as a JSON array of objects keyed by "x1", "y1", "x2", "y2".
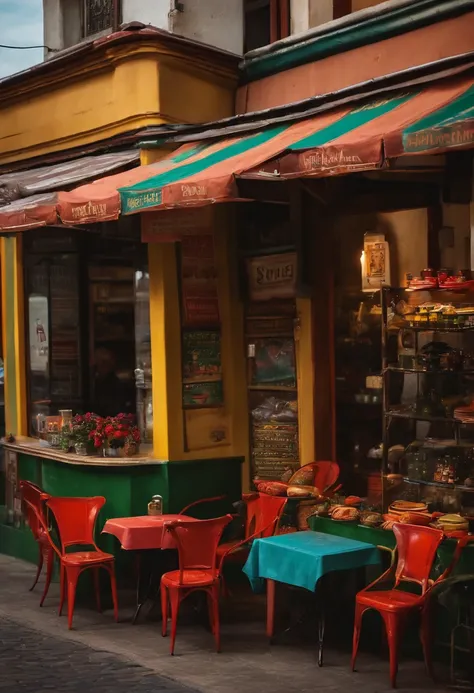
[{"x1": 0, "y1": 554, "x2": 449, "y2": 693}]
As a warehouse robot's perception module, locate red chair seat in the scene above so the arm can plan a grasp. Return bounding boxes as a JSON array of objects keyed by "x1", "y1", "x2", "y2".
[
  {"x1": 357, "y1": 589, "x2": 422, "y2": 611},
  {"x1": 162, "y1": 569, "x2": 216, "y2": 588},
  {"x1": 62, "y1": 551, "x2": 114, "y2": 566}
]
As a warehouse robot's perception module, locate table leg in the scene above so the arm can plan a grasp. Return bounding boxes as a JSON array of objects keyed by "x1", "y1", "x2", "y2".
[
  {"x1": 267, "y1": 579, "x2": 276, "y2": 640},
  {"x1": 318, "y1": 601, "x2": 325, "y2": 667},
  {"x1": 132, "y1": 553, "x2": 150, "y2": 625}
]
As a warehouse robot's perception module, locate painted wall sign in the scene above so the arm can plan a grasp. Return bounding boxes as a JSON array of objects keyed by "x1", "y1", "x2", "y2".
[
  {"x1": 247, "y1": 252, "x2": 297, "y2": 301},
  {"x1": 181, "y1": 234, "x2": 220, "y2": 326},
  {"x1": 182, "y1": 330, "x2": 221, "y2": 382}
]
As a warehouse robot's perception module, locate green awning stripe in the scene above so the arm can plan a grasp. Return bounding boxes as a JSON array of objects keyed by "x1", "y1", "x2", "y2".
[
  {"x1": 290, "y1": 91, "x2": 418, "y2": 151},
  {"x1": 403, "y1": 83, "x2": 474, "y2": 134},
  {"x1": 120, "y1": 124, "x2": 289, "y2": 213}
]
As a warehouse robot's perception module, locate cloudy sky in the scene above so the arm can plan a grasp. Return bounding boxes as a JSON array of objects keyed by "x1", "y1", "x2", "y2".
[{"x1": 0, "y1": 0, "x2": 43, "y2": 79}]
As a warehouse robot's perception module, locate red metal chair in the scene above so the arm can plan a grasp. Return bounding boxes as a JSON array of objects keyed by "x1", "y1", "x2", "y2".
[
  {"x1": 290, "y1": 461, "x2": 341, "y2": 495},
  {"x1": 216, "y1": 493, "x2": 287, "y2": 569},
  {"x1": 161, "y1": 514, "x2": 233, "y2": 655},
  {"x1": 352, "y1": 523, "x2": 470, "y2": 688},
  {"x1": 40, "y1": 496, "x2": 119, "y2": 630},
  {"x1": 19, "y1": 480, "x2": 54, "y2": 606},
  {"x1": 179, "y1": 495, "x2": 227, "y2": 517}
]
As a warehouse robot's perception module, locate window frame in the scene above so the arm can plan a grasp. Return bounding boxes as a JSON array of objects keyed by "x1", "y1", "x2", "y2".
[{"x1": 83, "y1": 0, "x2": 121, "y2": 39}]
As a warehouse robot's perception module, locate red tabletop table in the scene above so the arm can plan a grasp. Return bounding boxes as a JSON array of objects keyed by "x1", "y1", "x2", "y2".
[{"x1": 102, "y1": 514, "x2": 200, "y2": 623}]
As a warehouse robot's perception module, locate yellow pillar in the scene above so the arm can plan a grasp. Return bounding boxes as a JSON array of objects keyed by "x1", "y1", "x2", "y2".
[
  {"x1": 147, "y1": 208, "x2": 249, "y2": 478},
  {"x1": 148, "y1": 242, "x2": 183, "y2": 460},
  {"x1": 1, "y1": 235, "x2": 27, "y2": 436},
  {"x1": 139, "y1": 148, "x2": 173, "y2": 166}
]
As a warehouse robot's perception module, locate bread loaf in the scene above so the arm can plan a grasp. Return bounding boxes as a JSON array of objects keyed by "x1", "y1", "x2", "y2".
[{"x1": 287, "y1": 485, "x2": 320, "y2": 498}]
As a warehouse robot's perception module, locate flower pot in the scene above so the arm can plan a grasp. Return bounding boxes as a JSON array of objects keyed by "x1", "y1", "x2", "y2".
[
  {"x1": 124, "y1": 442, "x2": 139, "y2": 457},
  {"x1": 74, "y1": 443, "x2": 87, "y2": 456},
  {"x1": 103, "y1": 446, "x2": 125, "y2": 458}
]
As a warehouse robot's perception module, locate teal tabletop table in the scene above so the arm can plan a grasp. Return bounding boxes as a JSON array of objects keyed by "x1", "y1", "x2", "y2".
[{"x1": 243, "y1": 530, "x2": 381, "y2": 666}]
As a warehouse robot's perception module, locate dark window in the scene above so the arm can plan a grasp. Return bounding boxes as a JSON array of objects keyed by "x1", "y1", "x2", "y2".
[
  {"x1": 84, "y1": 0, "x2": 121, "y2": 37},
  {"x1": 244, "y1": 0, "x2": 290, "y2": 53}
]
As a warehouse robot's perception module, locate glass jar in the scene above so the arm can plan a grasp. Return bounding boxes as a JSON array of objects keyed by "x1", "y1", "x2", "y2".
[
  {"x1": 148, "y1": 495, "x2": 163, "y2": 516},
  {"x1": 59, "y1": 409, "x2": 73, "y2": 431}
]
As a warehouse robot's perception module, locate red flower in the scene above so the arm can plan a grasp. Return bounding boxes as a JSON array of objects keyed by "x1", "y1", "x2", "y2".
[{"x1": 93, "y1": 436, "x2": 102, "y2": 448}]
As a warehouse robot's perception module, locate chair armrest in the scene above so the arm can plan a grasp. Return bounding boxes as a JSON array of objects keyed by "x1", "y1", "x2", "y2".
[
  {"x1": 179, "y1": 495, "x2": 227, "y2": 516},
  {"x1": 431, "y1": 535, "x2": 474, "y2": 587}
]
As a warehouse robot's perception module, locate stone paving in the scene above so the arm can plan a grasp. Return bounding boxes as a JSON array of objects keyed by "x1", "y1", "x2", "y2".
[
  {"x1": 0, "y1": 554, "x2": 452, "y2": 693},
  {"x1": 0, "y1": 619, "x2": 199, "y2": 693}
]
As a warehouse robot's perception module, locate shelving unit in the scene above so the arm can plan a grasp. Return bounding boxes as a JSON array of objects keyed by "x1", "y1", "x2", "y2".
[{"x1": 381, "y1": 286, "x2": 474, "y2": 512}]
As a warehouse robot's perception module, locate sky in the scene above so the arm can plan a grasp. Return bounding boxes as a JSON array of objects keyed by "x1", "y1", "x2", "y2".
[{"x1": 0, "y1": 0, "x2": 43, "y2": 79}]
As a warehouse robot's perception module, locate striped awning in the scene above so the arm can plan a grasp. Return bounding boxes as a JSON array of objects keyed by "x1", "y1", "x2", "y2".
[
  {"x1": 119, "y1": 74, "x2": 473, "y2": 214},
  {"x1": 0, "y1": 150, "x2": 140, "y2": 232}
]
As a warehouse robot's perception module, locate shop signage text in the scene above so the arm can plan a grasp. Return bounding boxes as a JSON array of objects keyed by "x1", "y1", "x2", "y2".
[{"x1": 247, "y1": 252, "x2": 297, "y2": 300}]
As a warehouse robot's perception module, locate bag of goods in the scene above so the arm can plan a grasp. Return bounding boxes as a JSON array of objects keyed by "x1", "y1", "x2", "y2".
[
  {"x1": 288, "y1": 465, "x2": 316, "y2": 486},
  {"x1": 360, "y1": 511, "x2": 383, "y2": 527},
  {"x1": 331, "y1": 506, "x2": 360, "y2": 522},
  {"x1": 262, "y1": 481, "x2": 289, "y2": 497},
  {"x1": 345, "y1": 495, "x2": 363, "y2": 507},
  {"x1": 436, "y1": 514, "x2": 469, "y2": 532},
  {"x1": 398, "y1": 511, "x2": 432, "y2": 526},
  {"x1": 287, "y1": 485, "x2": 320, "y2": 498}
]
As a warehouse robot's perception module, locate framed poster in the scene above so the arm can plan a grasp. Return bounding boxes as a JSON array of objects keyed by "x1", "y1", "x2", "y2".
[
  {"x1": 183, "y1": 380, "x2": 224, "y2": 408},
  {"x1": 181, "y1": 235, "x2": 220, "y2": 326},
  {"x1": 251, "y1": 337, "x2": 296, "y2": 388},
  {"x1": 182, "y1": 330, "x2": 221, "y2": 382}
]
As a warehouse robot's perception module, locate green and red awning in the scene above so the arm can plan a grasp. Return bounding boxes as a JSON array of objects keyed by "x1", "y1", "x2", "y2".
[
  {"x1": 1, "y1": 73, "x2": 472, "y2": 231},
  {"x1": 117, "y1": 73, "x2": 473, "y2": 214}
]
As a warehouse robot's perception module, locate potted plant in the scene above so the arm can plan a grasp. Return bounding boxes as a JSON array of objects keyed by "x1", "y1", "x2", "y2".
[
  {"x1": 99, "y1": 414, "x2": 141, "y2": 457},
  {"x1": 71, "y1": 413, "x2": 102, "y2": 455}
]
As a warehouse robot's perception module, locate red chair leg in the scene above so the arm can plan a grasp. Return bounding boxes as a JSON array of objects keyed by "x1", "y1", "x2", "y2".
[
  {"x1": 30, "y1": 546, "x2": 44, "y2": 592},
  {"x1": 169, "y1": 588, "x2": 180, "y2": 656},
  {"x1": 93, "y1": 568, "x2": 102, "y2": 613},
  {"x1": 59, "y1": 565, "x2": 65, "y2": 616},
  {"x1": 351, "y1": 601, "x2": 366, "y2": 672},
  {"x1": 211, "y1": 586, "x2": 221, "y2": 653},
  {"x1": 381, "y1": 610, "x2": 406, "y2": 688},
  {"x1": 108, "y1": 565, "x2": 119, "y2": 623},
  {"x1": 266, "y1": 579, "x2": 276, "y2": 639},
  {"x1": 66, "y1": 567, "x2": 81, "y2": 630},
  {"x1": 40, "y1": 548, "x2": 54, "y2": 607},
  {"x1": 206, "y1": 592, "x2": 215, "y2": 635},
  {"x1": 161, "y1": 584, "x2": 168, "y2": 637},
  {"x1": 420, "y1": 602, "x2": 434, "y2": 679}
]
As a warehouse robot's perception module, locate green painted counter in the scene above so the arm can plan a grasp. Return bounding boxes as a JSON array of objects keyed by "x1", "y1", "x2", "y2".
[{"x1": 0, "y1": 441, "x2": 243, "y2": 572}]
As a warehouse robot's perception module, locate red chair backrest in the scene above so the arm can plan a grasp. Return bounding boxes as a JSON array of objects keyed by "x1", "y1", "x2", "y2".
[
  {"x1": 393, "y1": 523, "x2": 444, "y2": 594},
  {"x1": 245, "y1": 493, "x2": 287, "y2": 539},
  {"x1": 19, "y1": 480, "x2": 50, "y2": 540},
  {"x1": 164, "y1": 515, "x2": 232, "y2": 582},
  {"x1": 303, "y1": 461, "x2": 340, "y2": 491},
  {"x1": 45, "y1": 496, "x2": 106, "y2": 553}
]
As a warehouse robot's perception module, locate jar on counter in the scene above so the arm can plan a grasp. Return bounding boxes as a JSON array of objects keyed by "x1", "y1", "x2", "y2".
[{"x1": 148, "y1": 495, "x2": 163, "y2": 516}]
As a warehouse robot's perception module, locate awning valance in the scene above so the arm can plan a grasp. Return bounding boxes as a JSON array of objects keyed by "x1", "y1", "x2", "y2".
[
  {"x1": 0, "y1": 150, "x2": 140, "y2": 231},
  {"x1": 117, "y1": 74, "x2": 473, "y2": 213}
]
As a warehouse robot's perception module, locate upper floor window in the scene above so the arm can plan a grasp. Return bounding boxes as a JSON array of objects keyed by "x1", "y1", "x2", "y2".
[
  {"x1": 244, "y1": 0, "x2": 290, "y2": 53},
  {"x1": 84, "y1": 0, "x2": 121, "y2": 37}
]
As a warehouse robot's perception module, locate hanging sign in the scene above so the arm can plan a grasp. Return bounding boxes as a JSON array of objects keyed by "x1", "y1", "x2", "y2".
[
  {"x1": 361, "y1": 233, "x2": 391, "y2": 292},
  {"x1": 247, "y1": 252, "x2": 297, "y2": 301},
  {"x1": 141, "y1": 207, "x2": 213, "y2": 243}
]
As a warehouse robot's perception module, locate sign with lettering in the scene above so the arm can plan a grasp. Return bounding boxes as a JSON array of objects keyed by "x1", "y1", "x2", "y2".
[
  {"x1": 247, "y1": 252, "x2": 297, "y2": 301},
  {"x1": 141, "y1": 207, "x2": 213, "y2": 243},
  {"x1": 181, "y1": 235, "x2": 220, "y2": 326}
]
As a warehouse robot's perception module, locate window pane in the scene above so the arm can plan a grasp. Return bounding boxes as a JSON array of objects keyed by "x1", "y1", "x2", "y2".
[{"x1": 84, "y1": 0, "x2": 116, "y2": 36}]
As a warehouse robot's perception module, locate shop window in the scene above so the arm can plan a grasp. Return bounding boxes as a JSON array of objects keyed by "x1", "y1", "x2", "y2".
[
  {"x1": 244, "y1": 0, "x2": 290, "y2": 53},
  {"x1": 83, "y1": 0, "x2": 121, "y2": 37}
]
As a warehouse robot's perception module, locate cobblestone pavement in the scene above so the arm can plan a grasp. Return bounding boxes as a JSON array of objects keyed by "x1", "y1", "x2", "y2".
[{"x1": 0, "y1": 618, "x2": 198, "y2": 693}]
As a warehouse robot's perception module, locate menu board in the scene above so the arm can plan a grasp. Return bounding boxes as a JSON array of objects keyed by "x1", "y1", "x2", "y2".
[{"x1": 252, "y1": 423, "x2": 299, "y2": 480}]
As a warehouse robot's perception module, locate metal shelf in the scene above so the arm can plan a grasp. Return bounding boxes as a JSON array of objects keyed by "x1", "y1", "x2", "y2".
[
  {"x1": 392, "y1": 323, "x2": 474, "y2": 333},
  {"x1": 385, "y1": 410, "x2": 459, "y2": 424},
  {"x1": 402, "y1": 477, "x2": 474, "y2": 492},
  {"x1": 384, "y1": 366, "x2": 474, "y2": 375}
]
